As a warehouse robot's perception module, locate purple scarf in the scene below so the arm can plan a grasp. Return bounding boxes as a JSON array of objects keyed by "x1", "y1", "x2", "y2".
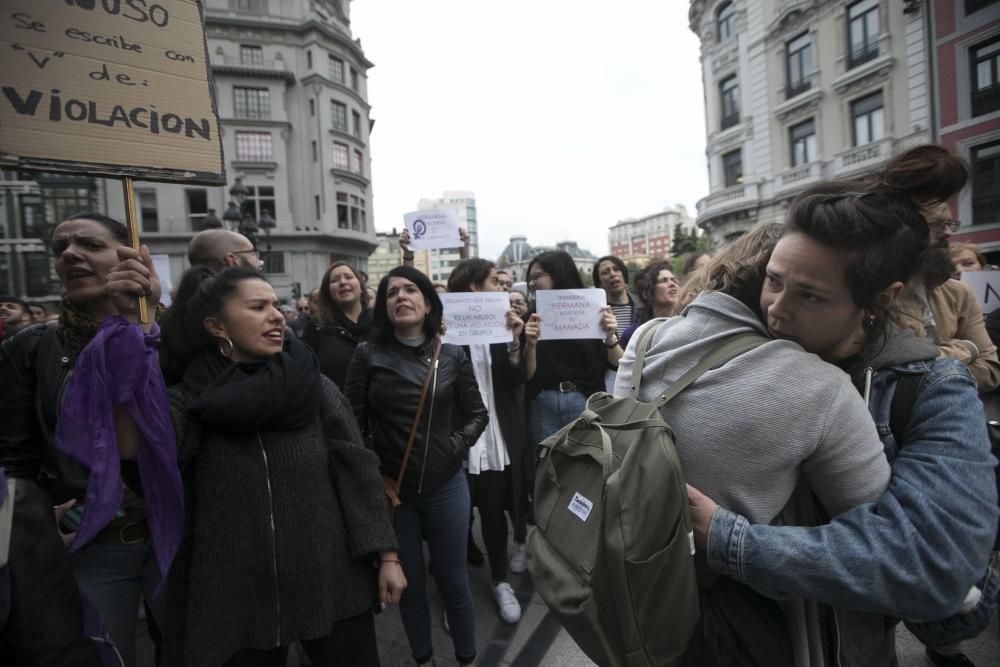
[{"x1": 54, "y1": 316, "x2": 183, "y2": 584}]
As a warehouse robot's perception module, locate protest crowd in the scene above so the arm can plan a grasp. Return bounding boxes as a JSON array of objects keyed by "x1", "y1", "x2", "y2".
[{"x1": 1, "y1": 144, "x2": 1000, "y2": 667}]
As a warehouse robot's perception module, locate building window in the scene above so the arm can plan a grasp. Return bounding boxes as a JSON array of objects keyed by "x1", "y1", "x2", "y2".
[
  {"x1": 332, "y1": 101, "x2": 348, "y2": 132},
  {"x1": 966, "y1": 0, "x2": 1000, "y2": 13},
  {"x1": 722, "y1": 149, "x2": 743, "y2": 187},
  {"x1": 240, "y1": 45, "x2": 263, "y2": 66},
  {"x1": 246, "y1": 185, "x2": 275, "y2": 221},
  {"x1": 352, "y1": 110, "x2": 362, "y2": 138},
  {"x1": 786, "y1": 32, "x2": 812, "y2": 98},
  {"x1": 847, "y1": 0, "x2": 879, "y2": 69},
  {"x1": 307, "y1": 50, "x2": 313, "y2": 69},
  {"x1": 186, "y1": 188, "x2": 208, "y2": 230},
  {"x1": 972, "y1": 36, "x2": 1000, "y2": 117},
  {"x1": 230, "y1": 0, "x2": 265, "y2": 13},
  {"x1": 263, "y1": 251, "x2": 285, "y2": 274},
  {"x1": 315, "y1": 194, "x2": 321, "y2": 220},
  {"x1": 350, "y1": 195, "x2": 361, "y2": 230},
  {"x1": 137, "y1": 190, "x2": 158, "y2": 232},
  {"x1": 336, "y1": 192, "x2": 349, "y2": 229},
  {"x1": 233, "y1": 87, "x2": 270, "y2": 120},
  {"x1": 353, "y1": 149, "x2": 363, "y2": 175},
  {"x1": 329, "y1": 55, "x2": 345, "y2": 84},
  {"x1": 350, "y1": 68, "x2": 359, "y2": 91},
  {"x1": 717, "y1": 2, "x2": 734, "y2": 42},
  {"x1": 850, "y1": 91, "x2": 884, "y2": 146},
  {"x1": 333, "y1": 142, "x2": 349, "y2": 170},
  {"x1": 18, "y1": 193, "x2": 43, "y2": 239},
  {"x1": 719, "y1": 75, "x2": 740, "y2": 129},
  {"x1": 311, "y1": 140, "x2": 317, "y2": 162},
  {"x1": 309, "y1": 99, "x2": 315, "y2": 116},
  {"x1": 25, "y1": 252, "x2": 56, "y2": 297},
  {"x1": 39, "y1": 178, "x2": 97, "y2": 228},
  {"x1": 235, "y1": 132, "x2": 273, "y2": 161},
  {"x1": 789, "y1": 119, "x2": 816, "y2": 166},
  {"x1": 971, "y1": 140, "x2": 1000, "y2": 225}
]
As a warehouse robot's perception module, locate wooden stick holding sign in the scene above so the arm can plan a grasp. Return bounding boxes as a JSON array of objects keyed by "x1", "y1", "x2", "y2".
[{"x1": 121, "y1": 176, "x2": 149, "y2": 325}]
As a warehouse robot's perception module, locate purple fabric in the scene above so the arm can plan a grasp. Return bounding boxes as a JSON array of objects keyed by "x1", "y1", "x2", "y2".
[{"x1": 54, "y1": 316, "x2": 183, "y2": 585}]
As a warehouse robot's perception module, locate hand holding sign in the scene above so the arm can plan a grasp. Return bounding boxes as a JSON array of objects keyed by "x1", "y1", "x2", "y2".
[
  {"x1": 535, "y1": 289, "x2": 608, "y2": 340},
  {"x1": 403, "y1": 209, "x2": 461, "y2": 251}
]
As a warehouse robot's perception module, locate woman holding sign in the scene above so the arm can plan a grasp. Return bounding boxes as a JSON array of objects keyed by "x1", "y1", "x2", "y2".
[
  {"x1": 345, "y1": 266, "x2": 488, "y2": 667},
  {"x1": 522, "y1": 250, "x2": 621, "y2": 456},
  {"x1": 447, "y1": 258, "x2": 529, "y2": 624}
]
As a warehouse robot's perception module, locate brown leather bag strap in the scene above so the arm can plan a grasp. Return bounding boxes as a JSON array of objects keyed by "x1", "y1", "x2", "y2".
[{"x1": 395, "y1": 337, "x2": 442, "y2": 489}]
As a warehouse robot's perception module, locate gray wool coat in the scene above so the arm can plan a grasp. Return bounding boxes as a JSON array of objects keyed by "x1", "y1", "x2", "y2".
[{"x1": 163, "y1": 377, "x2": 397, "y2": 667}]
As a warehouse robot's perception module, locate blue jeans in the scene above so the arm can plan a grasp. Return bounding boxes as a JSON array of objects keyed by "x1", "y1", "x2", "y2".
[
  {"x1": 396, "y1": 470, "x2": 476, "y2": 664},
  {"x1": 528, "y1": 389, "x2": 588, "y2": 452},
  {"x1": 72, "y1": 542, "x2": 163, "y2": 667}
]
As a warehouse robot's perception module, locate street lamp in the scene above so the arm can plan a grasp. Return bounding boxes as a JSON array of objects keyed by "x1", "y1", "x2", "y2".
[
  {"x1": 222, "y1": 201, "x2": 243, "y2": 230},
  {"x1": 203, "y1": 208, "x2": 223, "y2": 229}
]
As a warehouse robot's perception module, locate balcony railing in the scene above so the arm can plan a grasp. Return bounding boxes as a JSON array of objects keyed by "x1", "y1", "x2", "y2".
[
  {"x1": 696, "y1": 182, "x2": 759, "y2": 219},
  {"x1": 833, "y1": 138, "x2": 893, "y2": 176},
  {"x1": 847, "y1": 41, "x2": 879, "y2": 70},
  {"x1": 720, "y1": 112, "x2": 740, "y2": 130},
  {"x1": 216, "y1": 56, "x2": 286, "y2": 71},
  {"x1": 973, "y1": 83, "x2": 1000, "y2": 118},
  {"x1": 775, "y1": 162, "x2": 822, "y2": 194}
]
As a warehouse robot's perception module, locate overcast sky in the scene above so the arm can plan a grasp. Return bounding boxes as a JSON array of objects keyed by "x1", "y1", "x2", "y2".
[{"x1": 351, "y1": 0, "x2": 708, "y2": 259}]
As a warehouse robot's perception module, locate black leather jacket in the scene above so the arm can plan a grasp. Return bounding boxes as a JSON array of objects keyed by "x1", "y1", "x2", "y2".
[
  {"x1": 0, "y1": 323, "x2": 89, "y2": 500},
  {"x1": 344, "y1": 338, "x2": 488, "y2": 495}
]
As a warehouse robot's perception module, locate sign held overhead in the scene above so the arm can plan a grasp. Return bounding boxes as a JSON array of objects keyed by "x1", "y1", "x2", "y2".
[{"x1": 0, "y1": 0, "x2": 225, "y2": 184}]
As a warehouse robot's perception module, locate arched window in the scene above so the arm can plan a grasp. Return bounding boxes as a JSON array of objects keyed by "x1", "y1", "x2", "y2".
[{"x1": 717, "y1": 2, "x2": 735, "y2": 42}]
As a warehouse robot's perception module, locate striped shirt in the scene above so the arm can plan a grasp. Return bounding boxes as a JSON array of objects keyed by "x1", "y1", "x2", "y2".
[{"x1": 609, "y1": 302, "x2": 633, "y2": 331}]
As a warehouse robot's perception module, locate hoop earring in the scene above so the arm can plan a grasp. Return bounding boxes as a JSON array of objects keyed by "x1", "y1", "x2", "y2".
[
  {"x1": 219, "y1": 337, "x2": 235, "y2": 358},
  {"x1": 863, "y1": 313, "x2": 877, "y2": 330}
]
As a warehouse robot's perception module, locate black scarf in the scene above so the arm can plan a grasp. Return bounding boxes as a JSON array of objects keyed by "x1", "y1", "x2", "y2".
[{"x1": 182, "y1": 337, "x2": 322, "y2": 433}]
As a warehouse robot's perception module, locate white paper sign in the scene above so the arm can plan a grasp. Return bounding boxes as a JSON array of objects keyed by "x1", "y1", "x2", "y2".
[
  {"x1": 403, "y1": 208, "x2": 461, "y2": 250},
  {"x1": 152, "y1": 254, "x2": 173, "y2": 308},
  {"x1": 535, "y1": 288, "x2": 607, "y2": 340},
  {"x1": 960, "y1": 271, "x2": 1000, "y2": 315},
  {"x1": 440, "y1": 292, "x2": 511, "y2": 345}
]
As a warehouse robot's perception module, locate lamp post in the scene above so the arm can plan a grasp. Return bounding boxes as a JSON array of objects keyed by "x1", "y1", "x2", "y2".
[
  {"x1": 226, "y1": 175, "x2": 277, "y2": 273},
  {"x1": 203, "y1": 208, "x2": 223, "y2": 229}
]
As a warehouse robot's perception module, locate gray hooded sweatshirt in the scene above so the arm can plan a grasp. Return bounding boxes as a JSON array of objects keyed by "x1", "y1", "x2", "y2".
[{"x1": 614, "y1": 290, "x2": 890, "y2": 525}]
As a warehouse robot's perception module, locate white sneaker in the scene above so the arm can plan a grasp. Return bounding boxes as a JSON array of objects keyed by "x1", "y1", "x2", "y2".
[
  {"x1": 509, "y1": 543, "x2": 527, "y2": 574},
  {"x1": 492, "y1": 581, "x2": 521, "y2": 623}
]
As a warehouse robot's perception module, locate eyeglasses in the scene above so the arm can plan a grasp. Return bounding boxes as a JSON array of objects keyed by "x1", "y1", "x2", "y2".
[
  {"x1": 527, "y1": 270, "x2": 549, "y2": 284},
  {"x1": 929, "y1": 219, "x2": 961, "y2": 233},
  {"x1": 232, "y1": 249, "x2": 260, "y2": 258}
]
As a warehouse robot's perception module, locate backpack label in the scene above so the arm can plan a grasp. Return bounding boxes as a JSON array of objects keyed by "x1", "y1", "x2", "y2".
[{"x1": 568, "y1": 492, "x2": 594, "y2": 522}]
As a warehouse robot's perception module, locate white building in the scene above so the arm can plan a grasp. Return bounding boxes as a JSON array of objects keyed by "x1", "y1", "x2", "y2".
[
  {"x1": 688, "y1": 0, "x2": 933, "y2": 243},
  {"x1": 416, "y1": 191, "x2": 478, "y2": 284},
  {"x1": 608, "y1": 205, "x2": 697, "y2": 265},
  {"x1": 1, "y1": 0, "x2": 377, "y2": 303}
]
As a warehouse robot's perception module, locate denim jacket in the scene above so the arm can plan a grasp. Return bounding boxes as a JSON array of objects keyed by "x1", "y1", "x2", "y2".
[{"x1": 707, "y1": 329, "x2": 998, "y2": 642}]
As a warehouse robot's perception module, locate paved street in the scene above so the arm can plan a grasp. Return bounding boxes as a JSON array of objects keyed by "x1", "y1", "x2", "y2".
[{"x1": 136, "y1": 520, "x2": 1000, "y2": 666}]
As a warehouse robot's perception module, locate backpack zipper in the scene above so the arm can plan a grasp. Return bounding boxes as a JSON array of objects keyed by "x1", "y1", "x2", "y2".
[
  {"x1": 417, "y1": 355, "x2": 440, "y2": 494},
  {"x1": 257, "y1": 433, "x2": 281, "y2": 647}
]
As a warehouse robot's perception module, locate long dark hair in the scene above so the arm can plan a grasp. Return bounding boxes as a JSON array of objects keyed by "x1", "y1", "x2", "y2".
[
  {"x1": 316, "y1": 261, "x2": 369, "y2": 325},
  {"x1": 371, "y1": 266, "x2": 443, "y2": 344},
  {"x1": 447, "y1": 258, "x2": 495, "y2": 292},
  {"x1": 527, "y1": 251, "x2": 583, "y2": 290},
  {"x1": 159, "y1": 265, "x2": 266, "y2": 384},
  {"x1": 635, "y1": 261, "x2": 674, "y2": 323}
]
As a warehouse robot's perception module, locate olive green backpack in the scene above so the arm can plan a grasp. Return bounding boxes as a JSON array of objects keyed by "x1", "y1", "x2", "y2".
[{"x1": 526, "y1": 325, "x2": 766, "y2": 667}]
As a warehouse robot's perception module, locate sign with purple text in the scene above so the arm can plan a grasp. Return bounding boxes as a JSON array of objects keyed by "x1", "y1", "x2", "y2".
[
  {"x1": 535, "y1": 288, "x2": 607, "y2": 341},
  {"x1": 403, "y1": 208, "x2": 461, "y2": 250},
  {"x1": 0, "y1": 0, "x2": 224, "y2": 184},
  {"x1": 440, "y1": 292, "x2": 511, "y2": 345}
]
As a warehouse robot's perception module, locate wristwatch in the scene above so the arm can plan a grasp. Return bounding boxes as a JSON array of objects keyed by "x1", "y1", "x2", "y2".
[{"x1": 604, "y1": 334, "x2": 620, "y2": 349}]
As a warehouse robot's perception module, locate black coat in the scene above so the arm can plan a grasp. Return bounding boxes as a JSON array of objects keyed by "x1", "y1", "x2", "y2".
[
  {"x1": 301, "y1": 310, "x2": 372, "y2": 389},
  {"x1": 344, "y1": 338, "x2": 489, "y2": 495}
]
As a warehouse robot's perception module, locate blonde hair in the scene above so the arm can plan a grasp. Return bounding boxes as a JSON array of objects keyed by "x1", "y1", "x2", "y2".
[
  {"x1": 672, "y1": 223, "x2": 784, "y2": 315},
  {"x1": 949, "y1": 242, "x2": 985, "y2": 270}
]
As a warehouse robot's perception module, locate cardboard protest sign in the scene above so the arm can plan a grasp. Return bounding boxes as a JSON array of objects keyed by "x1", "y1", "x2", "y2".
[
  {"x1": 535, "y1": 288, "x2": 607, "y2": 341},
  {"x1": 960, "y1": 271, "x2": 1000, "y2": 315},
  {"x1": 0, "y1": 0, "x2": 224, "y2": 184},
  {"x1": 403, "y1": 208, "x2": 461, "y2": 250},
  {"x1": 440, "y1": 292, "x2": 511, "y2": 345}
]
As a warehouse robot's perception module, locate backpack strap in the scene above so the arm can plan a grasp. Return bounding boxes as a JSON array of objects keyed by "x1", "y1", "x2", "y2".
[
  {"x1": 626, "y1": 319, "x2": 668, "y2": 398},
  {"x1": 889, "y1": 373, "x2": 924, "y2": 448},
  {"x1": 652, "y1": 332, "x2": 768, "y2": 408}
]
